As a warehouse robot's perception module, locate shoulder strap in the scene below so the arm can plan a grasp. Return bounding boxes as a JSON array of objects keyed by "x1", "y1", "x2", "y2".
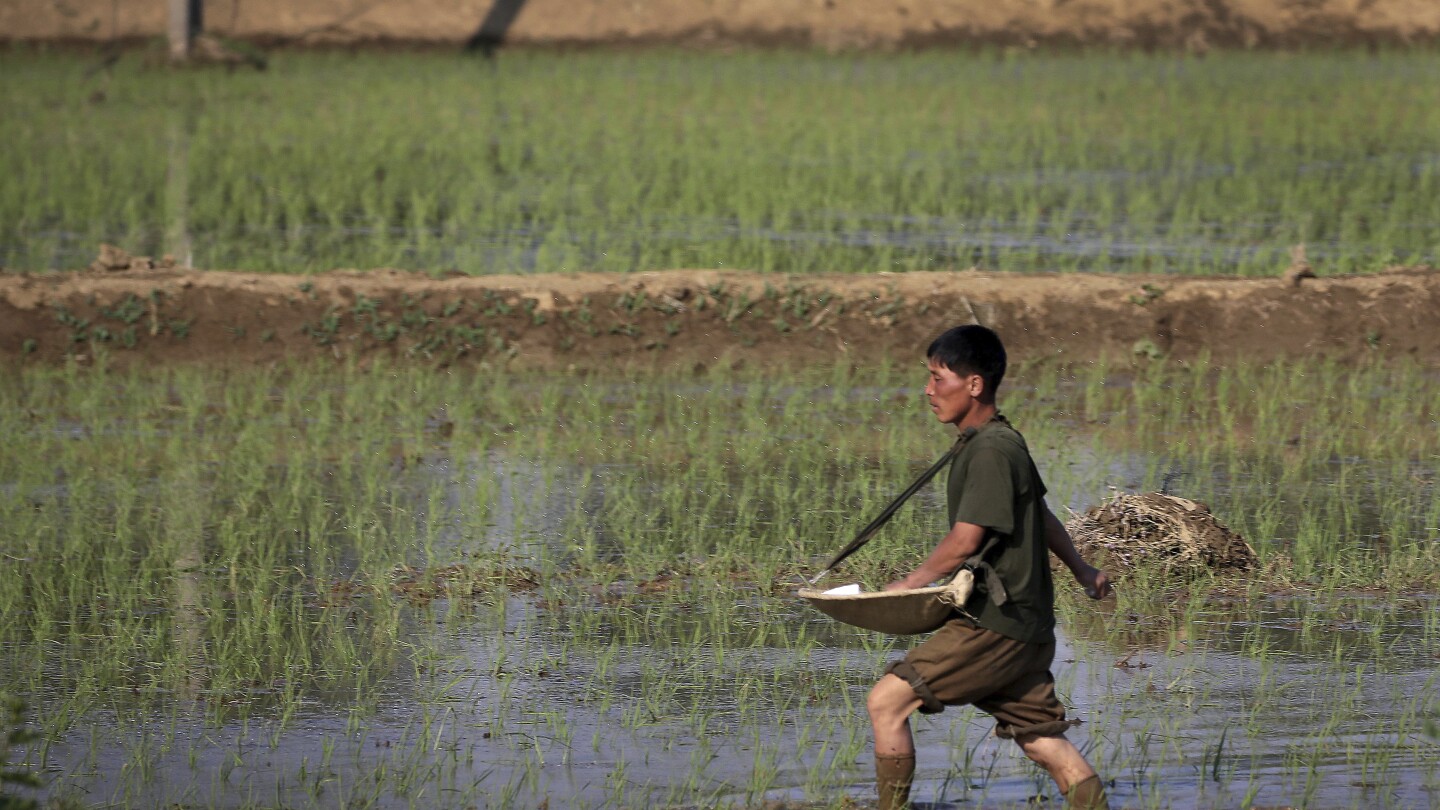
[{"x1": 809, "y1": 425, "x2": 980, "y2": 584}]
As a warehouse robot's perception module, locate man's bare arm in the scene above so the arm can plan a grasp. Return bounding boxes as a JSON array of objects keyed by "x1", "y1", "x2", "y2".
[
  {"x1": 884, "y1": 521, "x2": 986, "y2": 591},
  {"x1": 1043, "y1": 502, "x2": 1111, "y2": 599}
]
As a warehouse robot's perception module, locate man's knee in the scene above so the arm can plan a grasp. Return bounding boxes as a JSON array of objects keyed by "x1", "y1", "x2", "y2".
[
  {"x1": 867, "y1": 673, "x2": 921, "y2": 724},
  {"x1": 1016, "y1": 732, "x2": 1060, "y2": 767},
  {"x1": 1017, "y1": 733, "x2": 1083, "y2": 768},
  {"x1": 1015, "y1": 733, "x2": 1097, "y2": 785}
]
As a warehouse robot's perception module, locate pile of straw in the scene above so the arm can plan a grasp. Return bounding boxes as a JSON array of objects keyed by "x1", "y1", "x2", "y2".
[{"x1": 1065, "y1": 492, "x2": 1257, "y2": 577}]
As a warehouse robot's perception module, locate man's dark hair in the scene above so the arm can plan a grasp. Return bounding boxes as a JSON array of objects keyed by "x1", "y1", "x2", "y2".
[{"x1": 926, "y1": 325, "x2": 1007, "y2": 394}]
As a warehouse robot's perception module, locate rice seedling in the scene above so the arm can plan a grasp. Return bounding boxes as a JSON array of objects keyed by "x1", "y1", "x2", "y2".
[
  {"x1": 1, "y1": 356, "x2": 1437, "y2": 807},
  {"x1": 3, "y1": 48, "x2": 1439, "y2": 275}
]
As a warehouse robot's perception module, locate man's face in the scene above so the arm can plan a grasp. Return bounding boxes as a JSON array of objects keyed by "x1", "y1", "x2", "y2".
[{"x1": 924, "y1": 358, "x2": 982, "y2": 426}]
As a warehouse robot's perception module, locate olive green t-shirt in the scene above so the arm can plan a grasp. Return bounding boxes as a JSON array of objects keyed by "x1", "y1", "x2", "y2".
[{"x1": 945, "y1": 420, "x2": 1055, "y2": 644}]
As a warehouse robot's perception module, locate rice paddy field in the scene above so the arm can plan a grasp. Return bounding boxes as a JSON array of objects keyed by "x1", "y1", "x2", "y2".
[
  {"x1": 3, "y1": 47, "x2": 1439, "y2": 276},
  {"x1": 5, "y1": 44, "x2": 1440, "y2": 810},
  {"x1": 0, "y1": 357, "x2": 1438, "y2": 808}
]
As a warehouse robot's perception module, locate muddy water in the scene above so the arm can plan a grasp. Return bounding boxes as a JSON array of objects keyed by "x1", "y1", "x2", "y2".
[
  {"x1": 25, "y1": 590, "x2": 1440, "y2": 809},
  {"x1": 10, "y1": 444, "x2": 1440, "y2": 809}
]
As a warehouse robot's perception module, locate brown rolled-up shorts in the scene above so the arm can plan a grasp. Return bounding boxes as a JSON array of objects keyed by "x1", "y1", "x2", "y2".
[{"x1": 884, "y1": 618, "x2": 1077, "y2": 740}]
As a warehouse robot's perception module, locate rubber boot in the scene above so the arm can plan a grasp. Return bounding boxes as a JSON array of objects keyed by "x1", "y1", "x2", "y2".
[
  {"x1": 875, "y1": 754, "x2": 915, "y2": 810},
  {"x1": 1065, "y1": 774, "x2": 1110, "y2": 810}
]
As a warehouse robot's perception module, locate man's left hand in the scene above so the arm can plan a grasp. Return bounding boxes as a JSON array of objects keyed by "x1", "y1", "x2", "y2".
[{"x1": 1076, "y1": 566, "x2": 1112, "y2": 600}]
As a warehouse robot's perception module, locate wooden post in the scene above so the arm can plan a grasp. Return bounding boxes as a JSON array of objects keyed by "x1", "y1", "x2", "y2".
[
  {"x1": 165, "y1": 109, "x2": 194, "y2": 268},
  {"x1": 168, "y1": 0, "x2": 203, "y2": 61}
]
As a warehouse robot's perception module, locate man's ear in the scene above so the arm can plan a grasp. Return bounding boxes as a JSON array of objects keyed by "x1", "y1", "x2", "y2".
[{"x1": 968, "y1": 374, "x2": 985, "y2": 396}]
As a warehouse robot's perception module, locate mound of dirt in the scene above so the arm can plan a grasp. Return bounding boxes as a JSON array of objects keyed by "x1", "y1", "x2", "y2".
[
  {"x1": 1066, "y1": 492, "x2": 1257, "y2": 577},
  {"x1": 5, "y1": 0, "x2": 1439, "y2": 48},
  {"x1": 3, "y1": 263, "x2": 1440, "y2": 370},
  {"x1": 88, "y1": 243, "x2": 178, "y2": 274}
]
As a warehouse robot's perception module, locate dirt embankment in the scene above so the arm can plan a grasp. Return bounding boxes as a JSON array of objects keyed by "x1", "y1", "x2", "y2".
[
  {"x1": 4, "y1": 263, "x2": 1439, "y2": 371},
  {"x1": 5, "y1": 0, "x2": 1439, "y2": 49}
]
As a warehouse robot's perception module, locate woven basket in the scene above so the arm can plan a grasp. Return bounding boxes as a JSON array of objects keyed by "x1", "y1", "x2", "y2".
[{"x1": 797, "y1": 570, "x2": 973, "y2": 636}]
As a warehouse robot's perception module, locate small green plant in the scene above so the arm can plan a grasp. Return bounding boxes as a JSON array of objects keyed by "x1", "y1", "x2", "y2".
[
  {"x1": 1128, "y1": 284, "x2": 1167, "y2": 306},
  {"x1": 615, "y1": 291, "x2": 647, "y2": 314},
  {"x1": 369, "y1": 321, "x2": 401, "y2": 342},
  {"x1": 784, "y1": 287, "x2": 811, "y2": 318},
  {"x1": 53, "y1": 306, "x2": 88, "y2": 344},
  {"x1": 481, "y1": 291, "x2": 512, "y2": 317},
  {"x1": 447, "y1": 324, "x2": 486, "y2": 346},
  {"x1": 0, "y1": 694, "x2": 40, "y2": 809},
  {"x1": 302, "y1": 309, "x2": 343, "y2": 345},
  {"x1": 101, "y1": 294, "x2": 146, "y2": 325},
  {"x1": 1132, "y1": 338, "x2": 1164, "y2": 360},
  {"x1": 352, "y1": 296, "x2": 380, "y2": 318},
  {"x1": 722, "y1": 293, "x2": 752, "y2": 324}
]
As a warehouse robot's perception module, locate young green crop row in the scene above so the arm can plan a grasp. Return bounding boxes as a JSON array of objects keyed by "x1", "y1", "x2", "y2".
[
  {"x1": 4, "y1": 48, "x2": 1439, "y2": 275},
  {"x1": 1, "y1": 358, "x2": 1437, "y2": 806},
  {"x1": 1, "y1": 357, "x2": 1435, "y2": 695}
]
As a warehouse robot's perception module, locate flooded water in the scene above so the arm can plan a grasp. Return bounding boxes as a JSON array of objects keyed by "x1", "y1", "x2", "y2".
[
  {"x1": 5, "y1": 362, "x2": 1439, "y2": 809},
  {"x1": 7, "y1": 207, "x2": 1432, "y2": 277},
  {"x1": 24, "y1": 586, "x2": 1440, "y2": 809}
]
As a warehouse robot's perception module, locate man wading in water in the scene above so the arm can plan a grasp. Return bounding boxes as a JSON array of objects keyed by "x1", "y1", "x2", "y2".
[{"x1": 867, "y1": 325, "x2": 1113, "y2": 810}]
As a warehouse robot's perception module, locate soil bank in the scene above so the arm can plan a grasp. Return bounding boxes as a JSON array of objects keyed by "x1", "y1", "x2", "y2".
[
  {"x1": 4, "y1": 0, "x2": 1439, "y2": 49},
  {"x1": 3, "y1": 267, "x2": 1438, "y2": 371}
]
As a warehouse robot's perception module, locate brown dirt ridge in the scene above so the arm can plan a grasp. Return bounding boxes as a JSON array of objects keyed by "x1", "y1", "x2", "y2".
[
  {"x1": 5, "y1": 0, "x2": 1440, "y2": 49},
  {"x1": 4, "y1": 262, "x2": 1439, "y2": 370}
]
